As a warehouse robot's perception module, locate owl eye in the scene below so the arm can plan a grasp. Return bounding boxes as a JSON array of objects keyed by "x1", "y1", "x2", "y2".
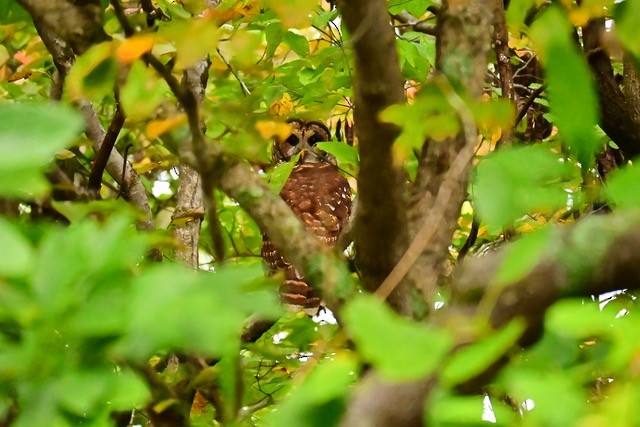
[
  {"x1": 286, "y1": 134, "x2": 300, "y2": 146},
  {"x1": 307, "y1": 134, "x2": 324, "y2": 145}
]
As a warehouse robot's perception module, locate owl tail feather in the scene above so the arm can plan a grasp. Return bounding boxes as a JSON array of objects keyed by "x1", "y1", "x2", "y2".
[{"x1": 281, "y1": 280, "x2": 321, "y2": 309}]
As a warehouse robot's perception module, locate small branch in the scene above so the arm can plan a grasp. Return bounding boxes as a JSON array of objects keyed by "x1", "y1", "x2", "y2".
[
  {"x1": 391, "y1": 11, "x2": 437, "y2": 35},
  {"x1": 88, "y1": 104, "x2": 125, "y2": 194},
  {"x1": 457, "y1": 216, "x2": 479, "y2": 261},
  {"x1": 514, "y1": 84, "x2": 546, "y2": 126},
  {"x1": 339, "y1": 0, "x2": 408, "y2": 302},
  {"x1": 216, "y1": 48, "x2": 251, "y2": 96}
]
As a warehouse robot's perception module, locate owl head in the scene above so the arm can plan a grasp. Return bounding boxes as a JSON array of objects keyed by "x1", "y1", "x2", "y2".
[{"x1": 272, "y1": 119, "x2": 334, "y2": 164}]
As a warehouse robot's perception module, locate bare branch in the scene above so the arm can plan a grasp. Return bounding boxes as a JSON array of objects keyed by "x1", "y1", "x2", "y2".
[{"x1": 88, "y1": 104, "x2": 125, "y2": 194}]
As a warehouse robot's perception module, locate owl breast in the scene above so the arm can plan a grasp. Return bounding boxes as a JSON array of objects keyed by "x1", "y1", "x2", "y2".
[{"x1": 262, "y1": 161, "x2": 351, "y2": 309}]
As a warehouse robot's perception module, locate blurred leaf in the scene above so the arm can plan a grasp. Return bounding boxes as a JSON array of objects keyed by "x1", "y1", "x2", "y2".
[
  {"x1": 426, "y1": 392, "x2": 517, "y2": 426},
  {"x1": 506, "y1": 0, "x2": 535, "y2": 33},
  {"x1": 605, "y1": 161, "x2": 640, "y2": 209},
  {"x1": 495, "y1": 227, "x2": 557, "y2": 285},
  {"x1": 157, "y1": 18, "x2": 220, "y2": 70},
  {"x1": 264, "y1": 353, "x2": 358, "y2": 427},
  {"x1": 67, "y1": 42, "x2": 116, "y2": 100},
  {"x1": 121, "y1": 59, "x2": 169, "y2": 122},
  {"x1": 530, "y1": 6, "x2": 601, "y2": 166},
  {"x1": 117, "y1": 263, "x2": 280, "y2": 359},
  {"x1": 0, "y1": 102, "x2": 83, "y2": 196},
  {"x1": 469, "y1": 98, "x2": 516, "y2": 132},
  {"x1": 0, "y1": 217, "x2": 33, "y2": 278},
  {"x1": 388, "y1": 0, "x2": 435, "y2": 16},
  {"x1": 474, "y1": 145, "x2": 571, "y2": 230},
  {"x1": 146, "y1": 114, "x2": 188, "y2": 139},
  {"x1": 442, "y1": 320, "x2": 525, "y2": 386},
  {"x1": 264, "y1": 0, "x2": 316, "y2": 28},
  {"x1": 343, "y1": 295, "x2": 452, "y2": 381},
  {"x1": 116, "y1": 34, "x2": 155, "y2": 64},
  {"x1": 546, "y1": 299, "x2": 613, "y2": 339},
  {"x1": 498, "y1": 368, "x2": 589, "y2": 427},
  {"x1": 614, "y1": 0, "x2": 640, "y2": 60}
]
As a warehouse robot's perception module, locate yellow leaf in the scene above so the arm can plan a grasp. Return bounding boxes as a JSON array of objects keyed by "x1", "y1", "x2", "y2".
[
  {"x1": 55, "y1": 149, "x2": 76, "y2": 160},
  {"x1": 146, "y1": 114, "x2": 188, "y2": 139},
  {"x1": 255, "y1": 120, "x2": 292, "y2": 140},
  {"x1": 116, "y1": 34, "x2": 156, "y2": 64},
  {"x1": 269, "y1": 93, "x2": 294, "y2": 117},
  {"x1": 263, "y1": 0, "x2": 316, "y2": 28},
  {"x1": 133, "y1": 157, "x2": 161, "y2": 174}
]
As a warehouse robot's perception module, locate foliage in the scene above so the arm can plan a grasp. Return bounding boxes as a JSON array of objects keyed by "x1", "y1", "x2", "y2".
[{"x1": 1, "y1": 0, "x2": 640, "y2": 426}]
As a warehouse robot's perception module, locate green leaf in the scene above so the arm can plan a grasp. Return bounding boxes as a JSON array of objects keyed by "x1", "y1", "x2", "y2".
[
  {"x1": 0, "y1": 102, "x2": 83, "y2": 196},
  {"x1": 388, "y1": 0, "x2": 434, "y2": 16},
  {"x1": 0, "y1": 218, "x2": 34, "y2": 278},
  {"x1": 283, "y1": 31, "x2": 310, "y2": 57},
  {"x1": 498, "y1": 367, "x2": 588, "y2": 427},
  {"x1": 506, "y1": 0, "x2": 535, "y2": 33},
  {"x1": 117, "y1": 264, "x2": 280, "y2": 359},
  {"x1": 530, "y1": 7, "x2": 601, "y2": 166},
  {"x1": 342, "y1": 295, "x2": 452, "y2": 381},
  {"x1": 545, "y1": 299, "x2": 613, "y2": 339},
  {"x1": 312, "y1": 8, "x2": 339, "y2": 28},
  {"x1": 264, "y1": 354, "x2": 358, "y2": 427},
  {"x1": 615, "y1": 0, "x2": 640, "y2": 60},
  {"x1": 381, "y1": 82, "x2": 459, "y2": 160},
  {"x1": 442, "y1": 320, "x2": 525, "y2": 386},
  {"x1": 316, "y1": 141, "x2": 359, "y2": 166},
  {"x1": 267, "y1": 156, "x2": 297, "y2": 193},
  {"x1": 605, "y1": 161, "x2": 640, "y2": 209},
  {"x1": 264, "y1": 22, "x2": 284, "y2": 59},
  {"x1": 474, "y1": 145, "x2": 571, "y2": 230},
  {"x1": 120, "y1": 60, "x2": 169, "y2": 122},
  {"x1": 427, "y1": 393, "x2": 517, "y2": 426},
  {"x1": 495, "y1": 227, "x2": 556, "y2": 286},
  {"x1": 67, "y1": 42, "x2": 117, "y2": 101}
]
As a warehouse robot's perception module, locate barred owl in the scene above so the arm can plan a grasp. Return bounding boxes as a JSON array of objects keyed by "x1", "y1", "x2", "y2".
[{"x1": 262, "y1": 119, "x2": 351, "y2": 309}]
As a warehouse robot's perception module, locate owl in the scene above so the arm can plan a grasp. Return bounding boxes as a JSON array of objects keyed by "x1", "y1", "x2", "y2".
[{"x1": 262, "y1": 119, "x2": 352, "y2": 309}]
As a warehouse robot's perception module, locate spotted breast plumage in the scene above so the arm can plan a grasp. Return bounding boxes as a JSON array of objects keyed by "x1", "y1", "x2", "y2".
[{"x1": 262, "y1": 119, "x2": 351, "y2": 309}]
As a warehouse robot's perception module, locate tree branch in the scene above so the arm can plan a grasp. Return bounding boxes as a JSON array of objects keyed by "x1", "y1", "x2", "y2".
[
  {"x1": 339, "y1": 0, "x2": 409, "y2": 310},
  {"x1": 583, "y1": 18, "x2": 640, "y2": 159},
  {"x1": 88, "y1": 104, "x2": 125, "y2": 194},
  {"x1": 16, "y1": 0, "x2": 155, "y2": 231},
  {"x1": 406, "y1": 0, "x2": 492, "y2": 314}
]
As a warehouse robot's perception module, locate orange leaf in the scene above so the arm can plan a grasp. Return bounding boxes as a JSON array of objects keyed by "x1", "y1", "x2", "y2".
[
  {"x1": 146, "y1": 114, "x2": 188, "y2": 139},
  {"x1": 117, "y1": 35, "x2": 156, "y2": 64}
]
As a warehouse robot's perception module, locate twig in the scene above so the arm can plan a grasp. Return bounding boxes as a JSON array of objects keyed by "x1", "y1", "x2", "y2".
[
  {"x1": 391, "y1": 11, "x2": 437, "y2": 35},
  {"x1": 515, "y1": 84, "x2": 547, "y2": 126},
  {"x1": 216, "y1": 48, "x2": 250, "y2": 96},
  {"x1": 457, "y1": 216, "x2": 479, "y2": 261}
]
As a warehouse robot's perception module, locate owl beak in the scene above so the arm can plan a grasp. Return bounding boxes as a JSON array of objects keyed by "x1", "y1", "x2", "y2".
[{"x1": 298, "y1": 149, "x2": 322, "y2": 164}]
